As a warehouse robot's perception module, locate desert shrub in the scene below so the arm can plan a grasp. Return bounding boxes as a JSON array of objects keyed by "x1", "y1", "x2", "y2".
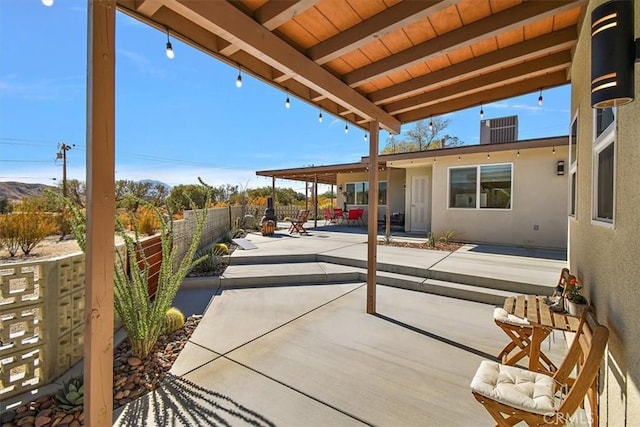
[
  {"x1": 0, "y1": 214, "x2": 21, "y2": 256},
  {"x1": 437, "y1": 230, "x2": 457, "y2": 244},
  {"x1": 64, "y1": 185, "x2": 210, "y2": 359},
  {"x1": 0, "y1": 208, "x2": 56, "y2": 256},
  {"x1": 135, "y1": 205, "x2": 160, "y2": 235},
  {"x1": 116, "y1": 210, "x2": 132, "y2": 231},
  {"x1": 191, "y1": 245, "x2": 226, "y2": 275},
  {"x1": 217, "y1": 224, "x2": 243, "y2": 244},
  {"x1": 426, "y1": 231, "x2": 435, "y2": 248}
]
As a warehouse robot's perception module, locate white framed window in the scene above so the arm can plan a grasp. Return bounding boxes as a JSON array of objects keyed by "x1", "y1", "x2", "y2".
[
  {"x1": 569, "y1": 112, "x2": 578, "y2": 217},
  {"x1": 448, "y1": 163, "x2": 513, "y2": 209},
  {"x1": 592, "y1": 107, "x2": 616, "y2": 226},
  {"x1": 345, "y1": 181, "x2": 387, "y2": 205}
]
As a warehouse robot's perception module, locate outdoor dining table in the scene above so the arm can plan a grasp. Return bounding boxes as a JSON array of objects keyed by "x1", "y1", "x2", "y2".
[{"x1": 496, "y1": 295, "x2": 581, "y2": 374}]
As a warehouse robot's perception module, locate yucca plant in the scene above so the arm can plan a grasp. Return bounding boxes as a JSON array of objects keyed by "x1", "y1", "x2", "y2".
[{"x1": 53, "y1": 376, "x2": 84, "y2": 414}]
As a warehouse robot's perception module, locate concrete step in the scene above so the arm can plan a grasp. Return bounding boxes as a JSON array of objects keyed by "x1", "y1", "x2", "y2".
[
  {"x1": 376, "y1": 270, "x2": 516, "y2": 306},
  {"x1": 230, "y1": 253, "x2": 552, "y2": 296},
  {"x1": 216, "y1": 261, "x2": 516, "y2": 306}
]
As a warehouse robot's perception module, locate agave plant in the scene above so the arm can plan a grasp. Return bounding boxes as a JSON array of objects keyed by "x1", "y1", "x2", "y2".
[{"x1": 53, "y1": 376, "x2": 84, "y2": 413}]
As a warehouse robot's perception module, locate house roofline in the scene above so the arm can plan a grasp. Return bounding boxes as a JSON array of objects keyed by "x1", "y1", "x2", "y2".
[{"x1": 256, "y1": 135, "x2": 568, "y2": 185}]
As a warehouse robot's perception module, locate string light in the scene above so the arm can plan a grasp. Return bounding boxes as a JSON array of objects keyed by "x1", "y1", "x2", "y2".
[
  {"x1": 538, "y1": 88, "x2": 543, "y2": 106},
  {"x1": 42, "y1": 0, "x2": 54, "y2": 6},
  {"x1": 457, "y1": 156, "x2": 461, "y2": 161},
  {"x1": 480, "y1": 103, "x2": 484, "y2": 120},
  {"x1": 487, "y1": 153, "x2": 490, "y2": 159},
  {"x1": 429, "y1": 117, "x2": 433, "y2": 132},
  {"x1": 236, "y1": 68, "x2": 242, "y2": 88},
  {"x1": 552, "y1": 146, "x2": 556, "y2": 154},
  {"x1": 344, "y1": 123, "x2": 349, "y2": 134},
  {"x1": 285, "y1": 94, "x2": 290, "y2": 109},
  {"x1": 517, "y1": 150, "x2": 520, "y2": 157},
  {"x1": 364, "y1": 133, "x2": 368, "y2": 142},
  {"x1": 318, "y1": 110, "x2": 323, "y2": 123},
  {"x1": 165, "y1": 28, "x2": 175, "y2": 59}
]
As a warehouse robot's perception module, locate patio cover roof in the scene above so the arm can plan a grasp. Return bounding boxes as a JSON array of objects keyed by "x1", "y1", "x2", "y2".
[
  {"x1": 116, "y1": 0, "x2": 586, "y2": 134},
  {"x1": 256, "y1": 135, "x2": 569, "y2": 185}
]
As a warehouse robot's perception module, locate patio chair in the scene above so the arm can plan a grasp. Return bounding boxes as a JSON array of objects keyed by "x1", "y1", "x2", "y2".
[
  {"x1": 345, "y1": 209, "x2": 360, "y2": 226},
  {"x1": 471, "y1": 309, "x2": 608, "y2": 427},
  {"x1": 323, "y1": 208, "x2": 334, "y2": 225},
  {"x1": 289, "y1": 209, "x2": 309, "y2": 235},
  {"x1": 333, "y1": 208, "x2": 343, "y2": 224}
]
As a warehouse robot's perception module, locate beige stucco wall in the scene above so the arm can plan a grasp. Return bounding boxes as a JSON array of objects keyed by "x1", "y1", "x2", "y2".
[
  {"x1": 569, "y1": 1, "x2": 640, "y2": 425},
  {"x1": 336, "y1": 168, "x2": 405, "y2": 221},
  {"x1": 429, "y1": 147, "x2": 568, "y2": 248}
]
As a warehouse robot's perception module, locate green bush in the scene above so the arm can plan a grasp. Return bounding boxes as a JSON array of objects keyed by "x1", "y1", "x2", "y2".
[{"x1": 0, "y1": 214, "x2": 20, "y2": 256}]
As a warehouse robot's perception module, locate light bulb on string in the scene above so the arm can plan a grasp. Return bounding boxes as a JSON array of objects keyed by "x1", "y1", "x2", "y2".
[
  {"x1": 517, "y1": 150, "x2": 520, "y2": 157},
  {"x1": 429, "y1": 117, "x2": 433, "y2": 132},
  {"x1": 236, "y1": 68, "x2": 242, "y2": 88},
  {"x1": 344, "y1": 123, "x2": 349, "y2": 134},
  {"x1": 42, "y1": 0, "x2": 54, "y2": 6},
  {"x1": 165, "y1": 28, "x2": 175, "y2": 59},
  {"x1": 538, "y1": 88, "x2": 543, "y2": 106},
  {"x1": 364, "y1": 133, "x2": 368, "y2": 142},
  {"x1": 285, "y1": 94, "x2": 290, "y2": 109},
  {"x1": 480, "y1": 103, "x2": 484, "y2": 120},
  {"x1": 318, "y1": 110, "x2": 323, "y2": 123}
]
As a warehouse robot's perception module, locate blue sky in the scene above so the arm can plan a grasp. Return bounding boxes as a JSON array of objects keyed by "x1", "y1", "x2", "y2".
[{"x1": 1, "y1": 0, "x2": 571, "y2": 192}]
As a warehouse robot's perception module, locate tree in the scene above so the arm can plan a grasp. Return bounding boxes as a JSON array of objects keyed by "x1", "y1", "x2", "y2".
[
  {"x1": 167, "y1": 184, "x2": 211, "y2": 212},
  {"x1": 381, "y1": 118, "x2": 464, "y2": 154}
]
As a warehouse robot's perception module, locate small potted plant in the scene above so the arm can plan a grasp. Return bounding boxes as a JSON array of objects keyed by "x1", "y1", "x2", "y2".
[{"x1": 566, "y1": 284, "x2": 588, "y2": 317}]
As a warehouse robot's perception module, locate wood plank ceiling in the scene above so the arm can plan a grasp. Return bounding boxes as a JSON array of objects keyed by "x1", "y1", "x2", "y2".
[{"x1": 117, "y1": 0, "x2": 586, "y2": 134}]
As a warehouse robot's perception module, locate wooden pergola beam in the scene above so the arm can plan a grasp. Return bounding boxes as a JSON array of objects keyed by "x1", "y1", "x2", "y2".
[
  {"x1": 173, "y1": 0, "x2": 401, "y2": 133},
  {"x1": 343, "y1": 0, "x2": 584, "y2": 87},
  {"x1": 397, "y1": 71, "x2": 569, "y2": 123},
  {"x1": 85, "y1": 0, "x2": 116, "y2": 425},
  {"x1": 255, "y1": 0, "x2": 320, "y2": 30},
  {"x1": 369, "y1": 26, "x2": 578, "y2": 105},
  {"x1": 221, "y1": 0, "x2": 320, "y2": 56},
  {"x1": 307, "y1": 0, "x2": 452, "y2": 65},
  {"x1": 385, "y1": 51, "x2": 573, "y2": 115}
]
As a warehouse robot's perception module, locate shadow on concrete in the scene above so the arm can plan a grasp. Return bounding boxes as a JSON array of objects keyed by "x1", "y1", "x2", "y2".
[
  {"x1": 466, "y1": 244, "x2": 567, "y2": 261},
  {"x1": 374, "y1": 313, "x2": 499, "y2": 362},
  {"x1": 117, "y1": 373, "x2": 276, "y2": 427},
  {"x1": 173, "y1": 287, "x2": 219, "y2": 316}
]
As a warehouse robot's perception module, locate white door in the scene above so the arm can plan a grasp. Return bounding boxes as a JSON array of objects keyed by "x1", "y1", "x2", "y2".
[{"x1": 411, "y1": 175, "x2": 429, "y2": 231}]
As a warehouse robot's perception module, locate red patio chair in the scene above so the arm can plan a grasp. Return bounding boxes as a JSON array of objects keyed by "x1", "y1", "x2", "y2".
[
  {"x1": 333, "y1": 208, "x2": 343, "y2": 224},
  {"x1": 345, "y1": 209, "x2": 360, "y2": 226},
  {"x1": 323, "y1": 208, "x2": 334, "y2": 225}
]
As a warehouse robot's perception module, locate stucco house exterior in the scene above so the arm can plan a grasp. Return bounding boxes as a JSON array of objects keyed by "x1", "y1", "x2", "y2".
[{"x1": 259, "y1": 135, "x2": 569, "y2": 249}]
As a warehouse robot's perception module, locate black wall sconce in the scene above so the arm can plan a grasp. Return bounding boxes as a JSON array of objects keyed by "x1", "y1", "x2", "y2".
[
  {"x1": 557, "y1": 160, "x2": 565, "y2": 176},
  {"x1": 591, "y1": 0, "x2": 637, "y2": 108}
]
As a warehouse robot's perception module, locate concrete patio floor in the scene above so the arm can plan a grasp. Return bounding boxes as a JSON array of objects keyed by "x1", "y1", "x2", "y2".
[{"x1": 114, "y1": 224, "x2": 571, "y2": 426}]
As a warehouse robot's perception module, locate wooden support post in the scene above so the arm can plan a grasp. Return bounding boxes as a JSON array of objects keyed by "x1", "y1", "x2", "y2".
[
  {"x1": 272, "y1": 176, "x2": 276, "y2": 216},
  {"x1": 85, "y1": 1, "x2": 116, "y2": 424},
  {"x1": 305, "y1": 180, "x2": 308, "y2": 211},
  {"x1": 386, "y1": 167, "x2": 392, "y2": 236},
  {"x1": 314, "y1": 174, "x2": 318, "y2": 228},
  {"x1": 367, "y1": 121, "x2": 379, "y2": 314}
]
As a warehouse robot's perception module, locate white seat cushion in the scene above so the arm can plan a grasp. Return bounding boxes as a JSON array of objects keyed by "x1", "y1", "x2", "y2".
[
  {"x1": 471, "y1": 360, "x2": 556, "y2": 415},
  {"x1": 493, "y1": 307, "x2": 531, "y2": 326}
]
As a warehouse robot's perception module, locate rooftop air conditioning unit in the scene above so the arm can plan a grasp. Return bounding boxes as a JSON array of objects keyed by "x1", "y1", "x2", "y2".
[{"x1": 480, "y1": 115, "x2": 518, "y2": 144}]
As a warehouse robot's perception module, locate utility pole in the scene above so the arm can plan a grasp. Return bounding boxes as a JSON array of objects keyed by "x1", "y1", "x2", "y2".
[{"x1": 56, "y1": 143, "x2": 74, "y2": 197}]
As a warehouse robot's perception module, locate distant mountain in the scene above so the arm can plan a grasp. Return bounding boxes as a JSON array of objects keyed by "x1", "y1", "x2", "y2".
[
  {"x1": 138, "y1": 179, "x2": 172, "y2": 191},
  {"x1": 0, "y1": 181, "x2": 57, "y2": 201}
]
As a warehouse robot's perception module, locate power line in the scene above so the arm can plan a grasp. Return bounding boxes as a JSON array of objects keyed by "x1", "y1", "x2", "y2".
[{"x1": 0, "y1": 159, "x2": 55, "y2": 163}]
